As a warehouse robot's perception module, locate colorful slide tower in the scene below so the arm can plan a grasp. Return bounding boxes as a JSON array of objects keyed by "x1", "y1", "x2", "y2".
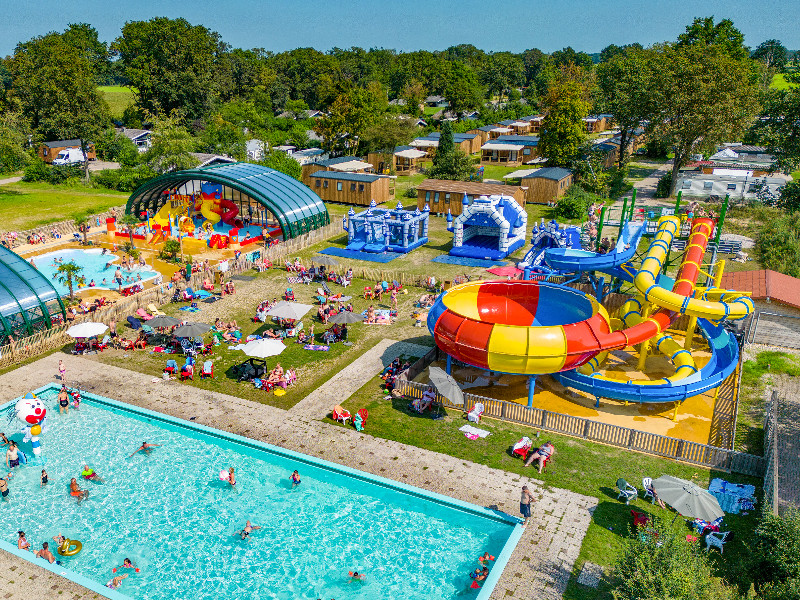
[{"x1": 427, "y1": 216, "x2": 754, "y2": 412}]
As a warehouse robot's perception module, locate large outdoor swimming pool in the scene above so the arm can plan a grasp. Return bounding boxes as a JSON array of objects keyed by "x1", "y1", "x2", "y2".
[
  {"x1": 34, "y1": 249, "x2": 159, "y2": 295},
  {"x1": 0, "y1": 385, "x2": 520, "y2": 600}
]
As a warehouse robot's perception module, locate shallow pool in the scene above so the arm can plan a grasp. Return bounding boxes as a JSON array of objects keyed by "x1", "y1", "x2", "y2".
[
  {"x1": 33, "y1": 249, "x2": 158, "y2": 295},
  {"x1": 0, "y1": 386, "x2": 518, "y2": 600}
]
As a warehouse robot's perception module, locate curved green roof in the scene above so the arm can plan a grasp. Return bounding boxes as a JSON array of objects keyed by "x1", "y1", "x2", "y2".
[
  {"x1": 125, "y1": 162, "x2": 329, "y2": 239},
  {"x1": 0, "y1": 245, "x2": 66, "y2": 343}
]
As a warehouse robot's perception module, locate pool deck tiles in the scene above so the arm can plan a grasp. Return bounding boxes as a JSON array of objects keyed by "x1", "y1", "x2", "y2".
[{"x1": 0, "y1": 352, "x2": 596, "y2": 600}]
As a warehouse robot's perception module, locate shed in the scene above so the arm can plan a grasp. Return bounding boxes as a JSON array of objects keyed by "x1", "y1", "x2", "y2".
[
  {"x1": 116, "y1": 128, "x2": 151, "y2": 152},
  {"x1": 367, "y1": 145, "x2": 428, "y2": 175},
  {"x1": 416, "y1": 179, "x2": 525, "y2": 216},
  {"x1": 520, "y1": 167, "x2": 573, "y2": 205},
  {"x1": 309, "y1": 171, "x2": 393, "y2": 206}
]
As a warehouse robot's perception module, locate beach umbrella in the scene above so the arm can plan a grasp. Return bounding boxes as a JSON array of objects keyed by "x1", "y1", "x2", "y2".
[
  {"x1": 428, "y1": 366, "x2": 464, "y2": 406},
  {"x1": 328, "y1": 311, "x2": 365, "y2": 324},
  {"x1": 265, "y1": 301, "x2": 313, "y2": 321},
  {"x1": 652, "y1": 475, "x2": 724, "y2": 522},
  {"x1": 241, "y1": 339, "x2": 286, "y2": 359},
  {"x1": 66, "y1": 322, "x2": 108, "y2": 338},
  {"x1": 147, "y1": 315, "x2": 182, "y2": 328},
  {"x1": 311, "y1": 255, "x2": 339, "y2": 266},
  {"x1": 172, "y1": 322, "x2": 212, "y2": 338}
]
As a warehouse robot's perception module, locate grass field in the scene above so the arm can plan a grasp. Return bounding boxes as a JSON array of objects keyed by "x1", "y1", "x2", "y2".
[
  {"x1": 329, "y1": 375, "x2": 762, "y2": 600},
  {"x1": 98, "y1": 85, "x2": 135, "y2": 118},
  {"x1": 0, "y1": 182, "x2": 127, "y2": 231},
  {"x1": 770, "y1": 73, "x2": 798, "y2": 90}
]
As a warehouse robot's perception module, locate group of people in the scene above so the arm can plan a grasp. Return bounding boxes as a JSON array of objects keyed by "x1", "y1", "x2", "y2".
[{"x1": 259, "y1": 362, "x2": 297, "y2": 390}]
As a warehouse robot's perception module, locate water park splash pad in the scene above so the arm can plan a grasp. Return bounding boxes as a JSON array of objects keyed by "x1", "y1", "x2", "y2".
[
  {"x1": 0, "y1": 384, "x2": 520, "y2": 600},
  {"x1": 35, "y1": 249, "x2": 159, "y2": 295}
]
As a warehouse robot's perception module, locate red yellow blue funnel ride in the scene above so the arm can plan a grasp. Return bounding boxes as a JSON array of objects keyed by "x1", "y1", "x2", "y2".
[{"x1": 427, "y1": 280, "x2": 612, "y2": 374}]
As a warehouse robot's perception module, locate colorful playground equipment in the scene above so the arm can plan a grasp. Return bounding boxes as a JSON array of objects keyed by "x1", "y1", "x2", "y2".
[
  {"x1": 428, "y1": 214, "x2": 753, "y2": 414},
  {"x1": 517, "y1": 219, "x2": 582, "y2": 273},
  {"x1": 446, "y1": 194, "x2": 527, "y2": 260},
  {"x1": 343, "y1": 200, "x2": 429, "y2": 253}
]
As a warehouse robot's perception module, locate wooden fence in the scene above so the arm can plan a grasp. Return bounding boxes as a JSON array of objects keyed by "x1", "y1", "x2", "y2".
[
  {"x1": 396, "y1": 378, "x2": 766, "y2": 477},
  {"x1": 259, "y1": 222, "x2": 342, "y2": 265}
]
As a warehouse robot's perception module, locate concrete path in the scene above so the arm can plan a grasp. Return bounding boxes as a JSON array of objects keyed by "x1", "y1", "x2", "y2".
[
  {"x1": 0, "y1": 176, "x2": 23, "y2": 186},
  {"x1": 0, "y1": 353, "x2": 596, "y2": 600},
  {"x1": 773, "y1": 374, "x2": 800, "y2": 515},
  {"x1": 290, "y1": 338, "x2": 430, "y2": 418},
  {"x1": 631, "y1": 161, "x2": 673, "y2": 204}
]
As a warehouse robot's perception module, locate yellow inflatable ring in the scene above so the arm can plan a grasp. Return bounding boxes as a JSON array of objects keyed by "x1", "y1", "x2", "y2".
[{"x1": 57, "y1": 539, "x2": 83, "y2": 556}]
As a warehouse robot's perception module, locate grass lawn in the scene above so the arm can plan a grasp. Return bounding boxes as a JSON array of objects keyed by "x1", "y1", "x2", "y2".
[
  {"x1": 625, "y1": 166, "x2": 654, "y2": 181},
  {"x1": 770, "y1": 73, "x2": 798, "y2": 90},
  {"x1": 735, "y1": 350, "x2": 800, "y2": 455},
  {"x1": 481, "y1": 164, "x2": 529, "y2": 181},
  {"x1": 93, "y1": 269, "x2": 431, "y2": 410},
  {"x1": 327, "y1": 375, "x2": 762, "y2": 599},
  {"x1": 98, "y1": 85, "x2": 135, "y2": 119},
  {"x1": 423, "y1": 106, "x2": 441, "y2": 117},
  {"x1": 0, "y1": 181, "x2": 127, "y2": 231}
]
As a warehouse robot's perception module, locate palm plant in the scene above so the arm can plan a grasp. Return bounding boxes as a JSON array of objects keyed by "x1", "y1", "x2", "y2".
[
  {"x1": 54, "y1": 261, "x2": 85, "y2": 299},
  {"x1": 119, "y1": 213, "x2": 141, "y2": 248},
  {"x1": 74, "y1": 215, "x2": 90, "y2": 244}
]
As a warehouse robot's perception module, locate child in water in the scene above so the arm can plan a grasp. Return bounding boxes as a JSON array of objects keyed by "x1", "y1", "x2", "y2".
[
  {"x1": 40, "y1": 469, "x2": 48, "y2": 487},
  {"x1": 291, "y1": 470, "x2": 301, "y2": 488}
]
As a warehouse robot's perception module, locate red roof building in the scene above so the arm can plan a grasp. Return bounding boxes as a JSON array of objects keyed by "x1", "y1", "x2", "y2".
[{"x1": 719, "y1": 270, "x2": 800, "y2": 311}]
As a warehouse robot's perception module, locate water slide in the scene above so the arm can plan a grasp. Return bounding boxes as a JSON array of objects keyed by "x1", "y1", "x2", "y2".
[
  {"x1": 542, "y1": 220, "x2": 646, "y2": 274},
  {"x1": 199, "y1": 197, "x2": 221, "y2": 230},
  {"x1": 219, "y1": 199, "x2": 242, "y2": 227},
  {"x1": 428, "y1": 216, "x2": 754, "y2": 403}
]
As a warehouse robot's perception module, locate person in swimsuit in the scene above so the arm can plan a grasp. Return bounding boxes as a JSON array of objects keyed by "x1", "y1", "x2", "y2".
[
  {"x1": 519, "y1": 485, "x2": 534, "y2": 527},
  {"x1": 0, "y1": 432, "x2": 9, "y2": 447},
  {"x1": 58, "y1": 359, "x2": 66, "y2": 381},
  {"x1": 17, "y1": 531, "x2": 30, "y2": 551},
  {"x1": 69, "y1": 478, "x2": 89, "y2": 503},
  {"x1": 35, "y1": 541, "x2": 58, "y2": 564},
  {"x1": 239, "y1": 520, "x2": 261, "y2": 541},
  {"x1": 129, "y1": 442, "x2": 162, "y2": 457},
  {"x1": 228, "y1": 467, "x2": 236, "y2": 487},
  {"x1": 291, "y1": 470, "x2": 301, "y2": 488},
  {"x1": 58, "y1": 386, "x2": 70, "y2": 414},
  {"x1": 6, "y1": 442, "x2": 20, "y2": 469},
  {"x1": 524, "y1": 441, "x2": 555, "y2": 473},
  {"x1": 81, "y1": 465, "x2": 104, "y2": 483},
  {"x1": 349, "y1": 571, "x2": 366, "y2": 583},
  {"x1": 106, "y1": 574, "x2": 128, "y2": 589},
  {"x1": 41, "y1": 469, "x2": 48, "y2": 487}
]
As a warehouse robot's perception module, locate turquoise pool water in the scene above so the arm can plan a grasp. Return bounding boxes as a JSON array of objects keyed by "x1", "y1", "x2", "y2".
[
  {"x1": 0, "y1": 386, "x2": 517, "y2": 600},
  {"x1": 34, "y1": 249, "x2": 158, "y2": 295}
]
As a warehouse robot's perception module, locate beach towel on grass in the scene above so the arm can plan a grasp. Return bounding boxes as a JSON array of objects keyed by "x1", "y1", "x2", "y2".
[
  {"x1": 179, "y1": 306, "x2": 200, "y2": 312},
  {"x1": 202, "y1": 296, "x2": 221, "y2": 304},
  {"x1": 194, "y1": 290, "x2": 213, "y2": 299},
  {"x1": 304, "y1": 344, "x2": 330, "y2": 351},
  {"x1": 459, "y1": 424, "x2": 490, "y2": 439}
]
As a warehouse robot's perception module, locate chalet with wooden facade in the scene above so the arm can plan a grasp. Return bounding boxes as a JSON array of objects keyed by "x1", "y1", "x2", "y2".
[
  {"x1": 367, "y1": 145, "x2": 428, "y2": 175},
  {"x1": 309, "y1": 171, "x2": 393, "y2": 205},
  {"x1": 300, "y1": 156, "x2": 374, "y2": 185},
  {"x1": 409, "y1": 133, "x2": 480, "y2": 157},
  {"x1": 416, "y1": 179, "x2": 525, "y2": 216},
  {"x1": 480, "y1": 136, "x2": 540, "y2": 166},
  {"x1": 520, "y1": 167, "x2": 573, "y2": 205},
  {"x1": 38, "y1": 139, "x2": 97, "y2": 163}
]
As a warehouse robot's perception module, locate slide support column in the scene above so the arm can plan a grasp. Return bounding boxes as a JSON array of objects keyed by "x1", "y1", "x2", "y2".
[{"x1": 527, "y1": 376, "x2": 537, "y2": 408}]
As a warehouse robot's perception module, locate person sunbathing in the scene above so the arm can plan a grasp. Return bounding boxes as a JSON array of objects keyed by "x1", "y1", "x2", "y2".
[
  {"x1": 134, "y1": 331, "x2": 147, "y2": 350},
  {"x1": 296, "y1": 330, "x2": 309, "y2": 343},
  {"x1": 264, "y1": 329, "x2": 281, "y2": 340},
  {"x1": 202, "y1": 278, "x2": 214, "y2": 292},
  {"x1": 367, "y1": 305, "x2": 376, "y2": 323}
]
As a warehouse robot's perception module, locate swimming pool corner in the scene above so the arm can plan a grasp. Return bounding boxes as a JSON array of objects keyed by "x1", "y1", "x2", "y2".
[
  {"x1": 475, "y1": 523, "x2": 525, "y2": 600},
  {"x1": 0, "y1": 540, "x2": 133, "y2": 600}
]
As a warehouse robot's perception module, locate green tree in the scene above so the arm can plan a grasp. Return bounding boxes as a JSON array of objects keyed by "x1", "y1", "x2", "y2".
[
  {"x1": 677, "y1": 16, "x2": 749, "y2": 60},
  {"x1": 646, "y1": 42, "x2": 761, "y2": 195},
  {"x1": 119, "y1": 213, "x2": 140, "y2": 248},
  {"x1": 750, "y1": 509, "x2": 800, "y2": 591},
  {"x1": 538, "y1": 66, "x2": 590, "y2": 167},
  {"x1": 199, "y1": 114, "x2": 246, "y2": 160},
  {"x1": 113, "y1": 17, "x2": 224, "y2": 120},
  {"x1": 400, "y1": 80, "x2": 426, "y2": 115},
  {"x1": 62, "y1": 23, "x2": 111, "y2": 85},
  {"x1": 269, "y1": 47, "x2": 342, "y2": 109},
  {"x1": 444, "y1": 62, "x2": 485, "y2": 113},
  {"x1": 54, "y1": 261, "x2": 85, "y2": 300},
  {"x1": 259, "y1": 151, "x2": 301, "y2": 180},
  {"x1": 480, "y1": 52, "x2": 525, "y2": 101},
  {"x1": 551, "y1": 47, "x2": 594, "y2": 69},
  {"x1": 360, "y1": 115, "x2": 417, "y2": 156},
  {"x1": 597, "y1": 46, "x2": 657, "y2": 169},
  {"x1": 313, "y1": 83, "x2": 385, "y2": 154},
  {"x1": 756, "y1": 212, "x2": 800, "y2": 277},
  {"x1": 752, "y1": 39, "x2": 789, "y2": 71},
  {"x1": 144, "y1": 112, "x2": 197, "y2": 173},
  {"x1": 95, "y1": 129, "x2": 139, "y2": 167},
  {"x1": 611, "y1": 516, "x2": 737, "y2": 600},
  {"x1": 426, "y1": 121, "x2": 475, "y2": 181},
  {"x1": 0, "y1": 112, "x2": 30, "y2": 173},
  {"x1": 11, "y1": 29, "x2": 110, "y2": 181},
  {"x1": 750, "y1": 88, "x2": 800, "y2": 172},
  {"x1": 779, "y1": 181, "x2": 800, "y2": 214}
]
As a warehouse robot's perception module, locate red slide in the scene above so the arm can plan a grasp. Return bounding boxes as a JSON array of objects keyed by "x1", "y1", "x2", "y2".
[{"x1": 219, "y1": 199, "x2": 243, "y2": 228}]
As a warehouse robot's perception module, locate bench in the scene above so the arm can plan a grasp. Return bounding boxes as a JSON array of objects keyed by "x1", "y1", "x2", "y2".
[
  {"x1": 670, "y1": 240, "x2": 687, "y2": 252},
  {"x1": 716, "y1": 240, "x2": 743, "y2": 254}
]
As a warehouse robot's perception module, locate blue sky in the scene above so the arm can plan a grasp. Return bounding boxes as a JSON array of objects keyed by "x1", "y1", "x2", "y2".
[{"x1": 2, "y1": 0, "x2": 798, "y2": 56}]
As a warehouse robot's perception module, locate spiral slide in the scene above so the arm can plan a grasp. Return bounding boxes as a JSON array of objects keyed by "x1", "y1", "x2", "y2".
[
  {"x1": 219, "y1": 199, "x2": 243, "y2": 227},
  {"x1": 428, "y1": 216, "x2": 754, "y2": 404},
  {"x1": 199, "y1": 197, "x2": 222, "y2": 230}
]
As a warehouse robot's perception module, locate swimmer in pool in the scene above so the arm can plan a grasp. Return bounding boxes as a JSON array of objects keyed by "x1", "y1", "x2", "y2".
[
  {"x1": 41, "y1": 469, "x2": 48, "y2": 487},
  {"x1": 349, "y1": 571, "x2": 366, "y2": 583},
  {"x1": 239, "y1": 520, "x2": 261, "y2": 541},
  {"x1": 129, "y1": 442, "x2": 162, "y2": 457},
  {"x1": 291, "y1": 470, "x2": 301, "y2": 488},
  {"x1": 228, "y1": 467, "x2": 236, "y2": 487},
  {"x1": 106, "y1": 574, "x2": 128, "y2": 589},
  {"x1": 69, "y1": 478, "x2": 89, "y2": 503},
  {"x1": 101, "y1": 278, "x2": 107, "y2": 285}
]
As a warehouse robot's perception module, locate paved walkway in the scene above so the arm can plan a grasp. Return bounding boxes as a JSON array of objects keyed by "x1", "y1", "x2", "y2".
[
  {"x1": 0, "y1": 353, "x2": 596, "y2": 600},
  {"x1": 0, "y1": 176, "x2": 22, "y2": 186},
  {"x1": 773, "y1": 375, "x2": 800, "y2": 515},
  {"x1": 632, "y1": 161, "x2": 673, "y2": 203},
  {"x1": 290, "y1": 338, "x2": 430, "y2": 417}
]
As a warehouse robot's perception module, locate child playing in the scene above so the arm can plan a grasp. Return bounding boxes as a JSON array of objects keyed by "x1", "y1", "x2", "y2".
[{"x1": 58, "y1": 360, "x2": 66, "y2": 381}]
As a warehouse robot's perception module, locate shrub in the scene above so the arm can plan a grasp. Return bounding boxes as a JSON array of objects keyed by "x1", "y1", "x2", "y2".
[
  {"x1": 93, "y1": 166, "x2": 157, "y2": 193},
  {"x1": 749, "y1": 508, "x2": 800, "y2": 593},
  {"x1": 654, "y1": 171, "x2": 673, "y2": 198},
  {"x1": 404, "y1": 186, "x2": 417, "y2": 199},
  {"x1": 158, "y1": 239, "x2": 181, "y2": 262},
  {"x1": 22, "y1": 160, "x2": 82, "y2": 184},
  {"x1": 22, "y1": 159, "x2": 52, "y2": 182},
  {"x1": 756, "y1": 212, "x2": 800, "y2": 277},
  {"x1": 554, "y1": 187, "x2": 604, "y2": 220}
]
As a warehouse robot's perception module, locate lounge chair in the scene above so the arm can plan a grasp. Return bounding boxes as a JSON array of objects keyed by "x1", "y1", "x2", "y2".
[
  {"x1": 332, "y1": 405, "x2": 351, "y2": 425},
  {"x1": 705, "y1": 531, "x2": 732, "y2": 553},
  {"x1": 512, "y1": 437, "x2": 532, "y2": 459},
  {"x1": 201, "y1": 360, "x2": 214, "y2": 379},
  {"x1": 467, "y1": 402, "x2": 484, "y2": 423},
  {"x1": 147, "y1": 303, "x2": 166, "y2": 317},
  {"x1": 136, "y1": 308, "x2": 152, "y2": 321}
]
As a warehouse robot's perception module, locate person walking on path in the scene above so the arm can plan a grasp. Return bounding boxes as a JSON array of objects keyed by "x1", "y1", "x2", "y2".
[{"x1": 520, "y1": 485, "x2": 535, "y2": 527}]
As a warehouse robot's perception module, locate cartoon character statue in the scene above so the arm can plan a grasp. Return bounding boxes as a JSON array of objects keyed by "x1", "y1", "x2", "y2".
[{"x1": 15, "y1": 392, "x2": 47, "y2": 457}]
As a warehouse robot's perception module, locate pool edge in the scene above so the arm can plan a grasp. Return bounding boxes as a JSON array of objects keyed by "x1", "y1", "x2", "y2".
[{"x1": 6, "y1": 383, "x2": 525, "y2": 599}]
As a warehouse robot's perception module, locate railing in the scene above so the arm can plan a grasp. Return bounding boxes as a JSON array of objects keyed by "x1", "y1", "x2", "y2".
[
  {"x1": 747, "y1": 311, "x2": 800, "y2": 349},
  {"x1": 396, "y1": 378, "x2": 766, "y2": 477}
]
